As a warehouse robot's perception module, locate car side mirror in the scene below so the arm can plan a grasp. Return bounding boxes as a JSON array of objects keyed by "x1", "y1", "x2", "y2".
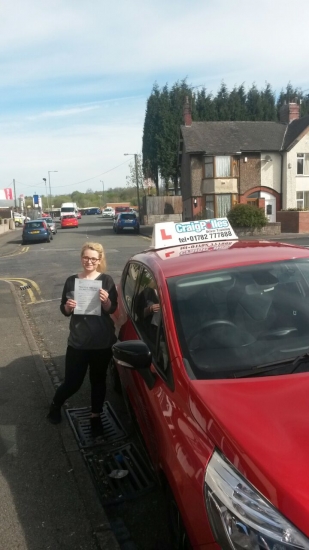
[{"x1": 112, "y1": 340, "x2": 155, "y2": 390}]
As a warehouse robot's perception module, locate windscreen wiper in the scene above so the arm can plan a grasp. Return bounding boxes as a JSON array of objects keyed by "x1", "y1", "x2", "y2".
[{"x1": 234, "y1": 353, "x2": 309, "y2": 378}]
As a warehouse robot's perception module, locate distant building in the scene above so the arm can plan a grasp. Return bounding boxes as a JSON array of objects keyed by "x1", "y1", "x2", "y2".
[{"x1": 179, "y1": 98, "x2": 309, "y2": 222}]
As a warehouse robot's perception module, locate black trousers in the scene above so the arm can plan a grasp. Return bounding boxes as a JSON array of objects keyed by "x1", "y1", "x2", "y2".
[{"x1": 53, "y1": 346, "x2": 112, "y2": 414}]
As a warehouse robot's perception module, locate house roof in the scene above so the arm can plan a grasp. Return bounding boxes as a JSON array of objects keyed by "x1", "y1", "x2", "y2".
[
  {"x1": 181, "y1": 121, "x2": 287, "y2": 155},
  {"x1": 283, "y1": 115, "x2": 309, "y2": 150}
]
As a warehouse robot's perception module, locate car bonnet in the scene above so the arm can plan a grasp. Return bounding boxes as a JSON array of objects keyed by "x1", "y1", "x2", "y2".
[{"x1": 189, "y1": 374, "x2": 309, "y2": 536}]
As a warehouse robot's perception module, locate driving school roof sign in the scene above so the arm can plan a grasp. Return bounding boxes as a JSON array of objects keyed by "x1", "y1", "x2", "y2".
[{"x1": 151, "y1": 217, "x2": 238, "y2": 249}]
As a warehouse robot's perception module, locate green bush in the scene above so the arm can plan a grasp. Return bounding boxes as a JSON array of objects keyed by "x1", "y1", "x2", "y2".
[{"x1": 227, "y1": 203, "x2": 268, "y2": 230}]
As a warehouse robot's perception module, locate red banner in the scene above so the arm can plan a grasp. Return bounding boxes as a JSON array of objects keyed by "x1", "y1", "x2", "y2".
[{"x1": 4, "y1": 188, "x2": 13, "y2": 200}]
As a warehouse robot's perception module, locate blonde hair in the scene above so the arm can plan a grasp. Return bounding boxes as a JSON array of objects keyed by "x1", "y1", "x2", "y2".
[{"x1": 81, "y1": 242, "x2": 106, "y2": 273}]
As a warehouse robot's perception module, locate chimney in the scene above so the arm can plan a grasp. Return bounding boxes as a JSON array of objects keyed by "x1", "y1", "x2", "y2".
[
  {"x1": 279, "y1": 101, "x2": 300, "y2": 124},
  {"x1": 183, "y1": 96, "x2": 192, "y2": 126}
]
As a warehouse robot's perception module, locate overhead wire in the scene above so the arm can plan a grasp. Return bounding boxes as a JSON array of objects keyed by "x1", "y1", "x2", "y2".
[{"x1": 14, "y1": 157, "x2": 134, "y2": 190}]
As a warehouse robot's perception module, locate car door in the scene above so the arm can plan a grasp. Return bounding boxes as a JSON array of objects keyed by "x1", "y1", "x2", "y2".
[{"x1": 118, "y1": 265, "x2": 179, "y2": 467}]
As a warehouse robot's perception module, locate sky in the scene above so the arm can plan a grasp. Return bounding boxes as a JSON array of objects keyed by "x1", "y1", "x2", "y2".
[{"x1": 1, "y1": 0, "x2": 309, "y2": 200}]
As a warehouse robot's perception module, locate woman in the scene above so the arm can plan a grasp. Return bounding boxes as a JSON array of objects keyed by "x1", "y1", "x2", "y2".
[{"x1": 47, "y1": 242, "x2": 118, "y2": 437}]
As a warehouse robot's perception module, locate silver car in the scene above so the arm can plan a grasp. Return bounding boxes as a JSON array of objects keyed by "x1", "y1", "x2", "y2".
[{"x1": 37, "y1": 217, "x2": 57, "y2": 234}]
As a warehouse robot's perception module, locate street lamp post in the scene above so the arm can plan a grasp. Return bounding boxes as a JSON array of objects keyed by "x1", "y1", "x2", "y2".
[
  {"x1": 43, "y1": 178, "x2": 49, "y2": 211},
  {"x1": 124, "y1": 153, "x2": 141, "y2": 219},
  {"x1": 48, "y1": 171, "x2": 58, "y2": 216},
  {"x1": 100, "y1": 180, "x2": 104, "y2": 207}
]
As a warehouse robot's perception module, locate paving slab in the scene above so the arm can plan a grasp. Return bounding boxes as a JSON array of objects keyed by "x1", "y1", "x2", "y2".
[{"x1": 0, "y1": 280, "x2": 120, "y2": 550}]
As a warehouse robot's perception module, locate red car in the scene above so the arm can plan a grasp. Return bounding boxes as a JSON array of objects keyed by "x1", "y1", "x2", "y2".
[
  {"x1": 61, "y1": 214, "x2": 78, "y2": 229},
  {"x1": 112, "y1": 218, "x2": 309, "y2": 549}
]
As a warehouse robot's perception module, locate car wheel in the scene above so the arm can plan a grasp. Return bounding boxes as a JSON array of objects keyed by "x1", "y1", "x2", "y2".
[
  {"x1": 166, "y1": 484, "x2": 192, "y2": 550},
  {"x1": 135, "y1": 227, "x2": 140, "y2": 234},
  {"x1": 116, "y1": 228, "x2": 121, "y2": 234},
  {"x1": 22, "y1": 240, "x2": 27, "y2": 245}
]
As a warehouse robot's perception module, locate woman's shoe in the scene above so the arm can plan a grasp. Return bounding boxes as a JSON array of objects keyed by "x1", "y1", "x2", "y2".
[
  {"x1": 90, "y1": 416, "x2": 104, "y2": 437},
  {"x1": 47, "y1": 402, "x2": 62, "y2": 424}
]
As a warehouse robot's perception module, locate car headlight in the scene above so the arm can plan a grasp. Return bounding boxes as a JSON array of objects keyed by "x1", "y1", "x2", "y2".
[{"x1": 205, "y1": 451, "x2": 309, "y2": 550}]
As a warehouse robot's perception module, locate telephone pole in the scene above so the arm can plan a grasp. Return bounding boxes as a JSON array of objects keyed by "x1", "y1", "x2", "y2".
[{"x1": 13, "y1": 179, "x2": 17, "y2": 209}]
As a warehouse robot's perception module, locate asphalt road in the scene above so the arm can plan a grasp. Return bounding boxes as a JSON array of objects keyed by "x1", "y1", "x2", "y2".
[{"x1": 0, "y1": 216, "x2": 171, "y2": 550}]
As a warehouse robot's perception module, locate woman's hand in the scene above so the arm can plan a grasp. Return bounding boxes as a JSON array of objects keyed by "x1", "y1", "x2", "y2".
[
  {"x1": 100, "y1": 289, "x2": 111, "y2": 310},
  {"x1": 65, "y1": 299, "x2": 76, "y2": 314},
  {"x1": 151, "y1": 303, "x2": 160, "y2": 313}
]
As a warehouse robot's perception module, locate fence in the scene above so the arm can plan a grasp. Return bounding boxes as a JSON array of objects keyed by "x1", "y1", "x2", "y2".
[{"x1": 142, "y1": 196, "x2": 183, "y2": 225}]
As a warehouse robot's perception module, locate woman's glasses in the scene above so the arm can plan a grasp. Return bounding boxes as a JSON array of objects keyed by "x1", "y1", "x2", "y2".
[{"x1": 82, "y1": 256, "x2": 100, "y2": 263}]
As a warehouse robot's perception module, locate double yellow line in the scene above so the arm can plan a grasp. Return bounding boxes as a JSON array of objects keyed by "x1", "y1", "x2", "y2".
[
  {"x1": 0, "y1": 277, "x2": 42, "y2": 304},
  {"x1": 0, "y1": 246, "x2": 29, "y2": 259}
]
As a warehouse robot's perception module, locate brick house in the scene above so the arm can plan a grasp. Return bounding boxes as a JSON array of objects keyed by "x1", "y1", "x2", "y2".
[{"x1": 179, "y1": 100, "x2": 309, "y2": 222}]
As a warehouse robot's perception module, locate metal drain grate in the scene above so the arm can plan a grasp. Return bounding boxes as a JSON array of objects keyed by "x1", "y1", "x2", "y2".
[
  {"x1": 84, "y1": 442, "x2": 156, "y2": 506},
  {"x1": 66, "y1": 402, "x2": 127, "y2": 448}
]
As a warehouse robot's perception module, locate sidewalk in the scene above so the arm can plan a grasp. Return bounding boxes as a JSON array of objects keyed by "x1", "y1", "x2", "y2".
[{"x1": 0, "y1": 280, "x2": 120, "y2": 550}]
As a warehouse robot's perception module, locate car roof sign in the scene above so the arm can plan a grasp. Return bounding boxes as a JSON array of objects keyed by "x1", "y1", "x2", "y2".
[{"x1": 150, "y1": 217, "x2": 238, "y2": 250}]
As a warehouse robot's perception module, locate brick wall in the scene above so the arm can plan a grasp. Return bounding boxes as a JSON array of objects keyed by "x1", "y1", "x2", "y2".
[
  {"x1": 277, "y1": 211, "x2": 309, "y2": 233},
  {"x1": 239, "y1": 154, "x2": 261, "y2": 194}
]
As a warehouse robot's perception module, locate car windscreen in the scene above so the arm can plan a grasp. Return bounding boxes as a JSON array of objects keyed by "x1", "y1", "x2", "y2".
[
  {"x1": 120, "y1": 214, "x2": 136, "y2": 220},
  {"x1": 26, "y1": 222, "x2": 45, "y2": 229},
  {"x1": 167, "y1": 259, "x2": 309, "y2": 379},
  {"x1": 61, "y1": 207, "x2": 74, "y2": 212}
]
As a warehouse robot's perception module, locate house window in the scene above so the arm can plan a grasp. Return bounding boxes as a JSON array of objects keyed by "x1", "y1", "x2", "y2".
[
  {"x1": 204, "y1": 157, "x2": 214, "y2": 178},
  {"x1": 216, "y1": 194, "x2": 232, "y2": 217},
  {"x1": 215, "y1": 156, "x2": 231, "y2": 177},
  {"x1": 296, "y1": 191, "x2": 309, "y2": 209},
  {"x1": 205, "y1": 196, "x2": 214, "y2": 218},
  {"x1": 204, "y1": 156, "x2": 232, "y2": 178},
  {"x1": 297, "y1": 153, "x2": 309, "y2": 175},
  {"x1": 205, "y1": 194, "x2": 233, "y2": 218}
]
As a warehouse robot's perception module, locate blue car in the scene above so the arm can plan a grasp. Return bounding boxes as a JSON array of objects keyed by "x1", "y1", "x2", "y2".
[
  {"x1": 22, "y1": 220, "x2": 53, "y2": 244},
  {"x1": 113, "y1": 212, "x2": 140, "y2": 234}
]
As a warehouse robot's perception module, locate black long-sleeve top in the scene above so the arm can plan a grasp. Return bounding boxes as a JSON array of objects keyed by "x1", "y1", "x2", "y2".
[{"x1": 60, "y1": 273, "x2": 118, "y2": 350}]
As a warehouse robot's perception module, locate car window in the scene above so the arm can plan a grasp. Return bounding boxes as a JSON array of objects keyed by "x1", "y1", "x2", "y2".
[
  {"x1": 133, "y1": 268, "x2": 171, "y2": 383},
  {"x1": 122, "y1": 262, "x2": 141, "y2": 313},
  {"x1": 168, "y1": 259, "x2": 309, "y2": 380},
  {"x1": 26, "y1": 222, "x2": 44, "y2": 229},
  {"x1": 120, "y1": 214, "x2": 136, "y2": 220}
]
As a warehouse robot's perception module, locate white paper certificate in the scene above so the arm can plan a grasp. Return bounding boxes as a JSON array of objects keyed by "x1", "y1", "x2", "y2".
[{"x1": 74, "y1": 279, "x2": 101, "y2": 316}]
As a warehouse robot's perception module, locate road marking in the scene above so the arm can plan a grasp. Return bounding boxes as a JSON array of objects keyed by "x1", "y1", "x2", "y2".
[
  {"x1": 0, "y1": 277, "x2": 42, "y2": 304},
  {"x1": 27, "y1": 297, "x2": 61, "y2": 305},
  {"x1": 0, "y1": 246, "x2": 29, "y2": 259}
]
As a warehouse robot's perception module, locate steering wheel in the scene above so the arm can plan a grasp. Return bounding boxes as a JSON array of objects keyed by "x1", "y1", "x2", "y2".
[{"x1": 188, "y1": 319, "x2": 238, "y2": 347}]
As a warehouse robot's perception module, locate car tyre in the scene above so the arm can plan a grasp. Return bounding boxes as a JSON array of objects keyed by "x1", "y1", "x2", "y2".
[
  {"x1": 22, "y1": 240, "x2": 27, "y2": 245},
  {"x1": 166, "y1": 484, "x2": 192, "y2": 550}
]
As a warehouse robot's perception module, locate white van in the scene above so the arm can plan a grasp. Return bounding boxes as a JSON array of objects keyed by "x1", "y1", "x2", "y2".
[{"x1": 60, "y1": 202, "x2": 78, "y2": 219}]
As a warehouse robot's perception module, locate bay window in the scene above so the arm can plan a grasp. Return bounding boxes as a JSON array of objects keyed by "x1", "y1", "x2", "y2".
[{"x1": 204, "y1": 156, "x2": 232, "y2": 178}]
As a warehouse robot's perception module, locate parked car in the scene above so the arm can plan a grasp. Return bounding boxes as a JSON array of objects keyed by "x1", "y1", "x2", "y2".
[
  {"x1": 61, "y1": 214, "x2": 78, "y2": 229},
  {"x1": 86, "y1": 208, "x2": 101, "y2": 215},
  {"x1": 113, "y1": 212, "x2": 139, "y2": 233},
  {"x1": 111, "y1": 217, "x2": 309, "y2": 548},
  {"x1": 22, "y1": 220, "x2": 53, "y2": 244},
  {"x1": 102, "y1": 207, "x2": 115, "y2": 218},
  {"x1": 37, "y1": 217, "x2": 57, "y2": 234}
]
